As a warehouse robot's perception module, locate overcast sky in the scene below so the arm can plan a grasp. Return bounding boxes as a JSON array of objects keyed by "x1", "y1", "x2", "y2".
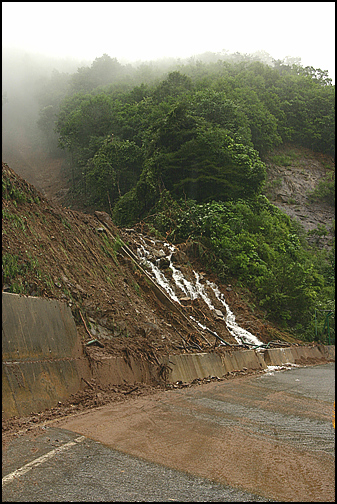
[{"x1": 2, "y1": 2, "x2": 335, "y2": 80}]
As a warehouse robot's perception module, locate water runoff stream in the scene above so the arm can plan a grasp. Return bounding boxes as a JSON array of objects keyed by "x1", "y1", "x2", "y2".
[{"x1": 135, "y1": 235, "x2": 263, "y2": 347}]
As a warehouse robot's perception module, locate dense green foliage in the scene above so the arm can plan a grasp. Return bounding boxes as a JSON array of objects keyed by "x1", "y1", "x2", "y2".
[
  {"x1": 48, "y1": 53, "x2": 334, "y2": 213},
  {"x1": 36, "y1": 52, "x2": 334, "y2": 340}
]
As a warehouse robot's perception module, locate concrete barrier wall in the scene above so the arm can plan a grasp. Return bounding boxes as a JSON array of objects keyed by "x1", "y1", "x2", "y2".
[
  {"x1": 321, "y1": 345, "x2": 335, "y2": 360},
  {"x1": 160, "y1": 345, "x2": 334, "y2": 384},
  {"x1": 263, "y1": 347, "x2": 296, "y2": 366},
  {"x1": 160, "y1": 349, "x2": 267, "y2": 383},
  {"x1": 2, "y1": 293, "x2": 90, "y2": 419},
  {"x1": 263, "y1": 344, "x2": 335, "y2": 367},
  {"x1": 2, "y1": 293, "x2": 83, "y2": 361},
  {"x1": 89, "y1": 354, "x2": 159, "y2": 386}
]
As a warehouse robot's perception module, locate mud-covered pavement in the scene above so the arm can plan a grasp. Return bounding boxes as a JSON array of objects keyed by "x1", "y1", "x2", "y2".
[
  {"x1": 2, "y1": 363, "x2": 335, "y2": 502},
  {"x1": 2, "y1": 428, "x2": 269, "y2": 502}
]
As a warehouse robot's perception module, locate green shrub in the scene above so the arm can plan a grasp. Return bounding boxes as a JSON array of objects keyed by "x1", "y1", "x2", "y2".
[{"x1": 307, "y1": 171, "x2": 335, "y2": 206}]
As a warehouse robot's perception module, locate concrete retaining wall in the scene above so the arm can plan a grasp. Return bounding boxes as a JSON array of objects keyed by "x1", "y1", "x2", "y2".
[
  {"x1": 88, "y1": 354, "x2": 159, "y2": 386},
  {"x1": 320, "y1": 345, "x2": 336, "y2": 360},
  {"x1": 262, "y1": 344, "x2": 335, "y2": 367},
  {"x1": 159, "y1": 349, "x2": 267, "y2": 383},
  {"x1": 2, "y1": 293, "x2": 335, "y2": 419},
  {"x1": 160, "y1": 345, "x2": 334, "y2": 384},
  {"x1": 2, "y1": 293, "x2": 90, "y2": 419}
]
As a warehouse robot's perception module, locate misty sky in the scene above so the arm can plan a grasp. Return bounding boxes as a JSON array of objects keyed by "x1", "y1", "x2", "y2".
[{"x1": 2, "y1": 1, "x2": 335, "y2": 80}]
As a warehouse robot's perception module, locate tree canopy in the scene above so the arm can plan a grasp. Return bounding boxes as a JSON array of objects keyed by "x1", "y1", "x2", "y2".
[{"x1": 51, "y1": 54, "x2": 333, "y2": 214}]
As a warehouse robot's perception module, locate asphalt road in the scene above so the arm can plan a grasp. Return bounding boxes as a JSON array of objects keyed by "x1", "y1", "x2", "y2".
[{"x1": 2, "y1": 362, "x2": 335, "y2": 502}]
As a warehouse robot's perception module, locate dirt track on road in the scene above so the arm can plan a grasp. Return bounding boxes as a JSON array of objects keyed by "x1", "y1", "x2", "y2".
[{"x1": 56, "y1": 364, "x2": 335, "y2": 502}]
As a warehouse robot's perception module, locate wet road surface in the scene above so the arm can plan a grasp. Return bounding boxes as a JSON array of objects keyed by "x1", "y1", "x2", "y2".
[
  {"x1": 2, "y1": 362, "x2": 335, "y2": 502},
  {"x1": 2, "y1": 427, "x2": 269, "y2": 502}
]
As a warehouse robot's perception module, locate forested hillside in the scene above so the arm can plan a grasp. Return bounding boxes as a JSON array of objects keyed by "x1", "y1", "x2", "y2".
[{"x1": 2, "y1": 51, "x2": 335, "y2": 341}]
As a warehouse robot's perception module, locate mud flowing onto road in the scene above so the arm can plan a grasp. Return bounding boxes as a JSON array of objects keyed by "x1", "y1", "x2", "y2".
[{"x1": 57, "y1": 363, "x2": 335, "y2": 502}]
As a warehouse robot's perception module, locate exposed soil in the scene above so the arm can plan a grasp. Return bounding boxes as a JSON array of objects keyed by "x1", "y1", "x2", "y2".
[
  {"x1": 2, "y1": 125, "x2": 70, "y2": 206},
  {"x1": 2, "y1": 160, "x2": 295, "y2": 353}
]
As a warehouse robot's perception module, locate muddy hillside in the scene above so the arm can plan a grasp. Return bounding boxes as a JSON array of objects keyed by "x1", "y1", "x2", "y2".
[{"x1": 2, "y1": 161, "x2": 301, "y2": 365}]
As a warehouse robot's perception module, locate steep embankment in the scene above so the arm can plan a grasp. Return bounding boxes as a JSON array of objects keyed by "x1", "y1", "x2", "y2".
[{"x1": 2, "y1": 161, "x2": 297, "y2": 364}]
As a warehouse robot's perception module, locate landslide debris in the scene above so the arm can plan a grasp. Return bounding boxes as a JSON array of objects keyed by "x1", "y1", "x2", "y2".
[{"x1": 2, "y1": 161, "x2": 295, "y2": 365}]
